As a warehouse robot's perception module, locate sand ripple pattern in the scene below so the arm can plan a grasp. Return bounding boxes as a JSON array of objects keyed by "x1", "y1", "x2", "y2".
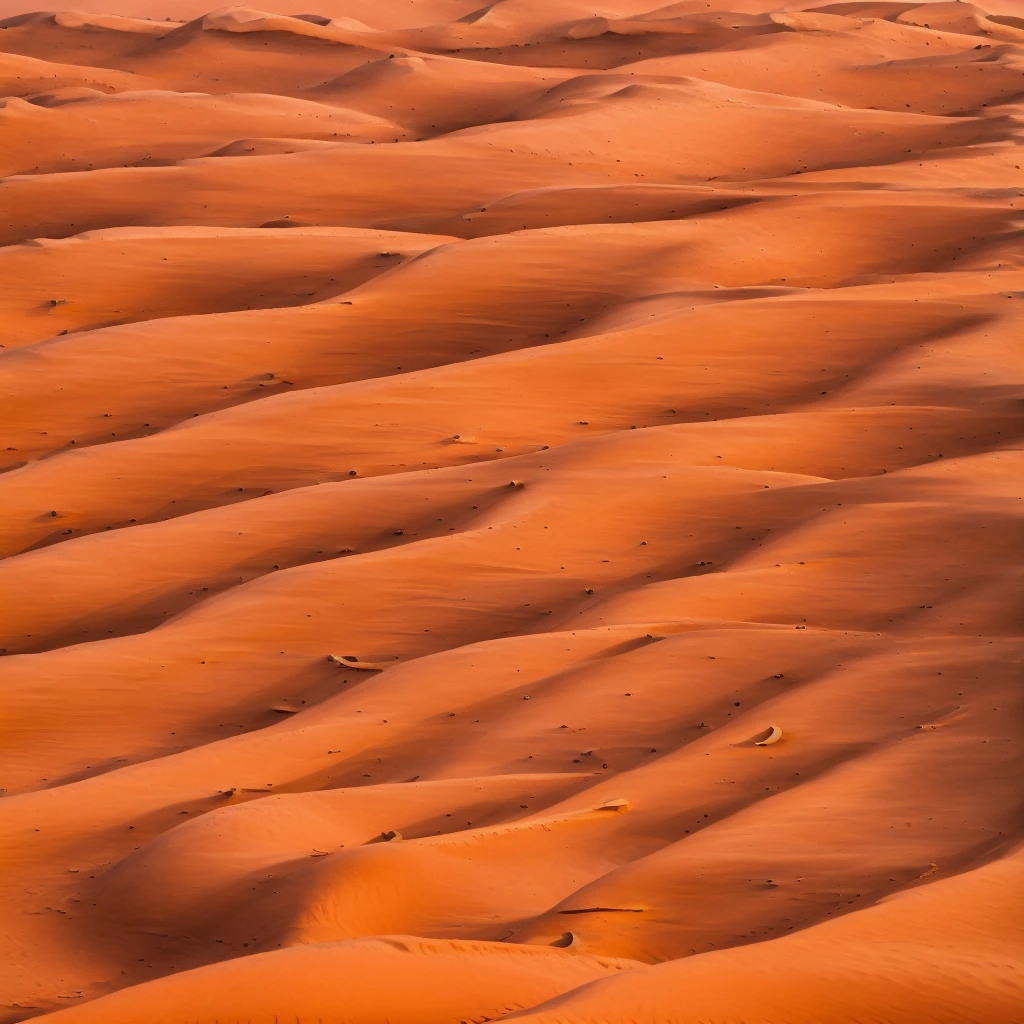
[{"x1": 0, "y1": 1, "x2": 1022, "y2": 1021}]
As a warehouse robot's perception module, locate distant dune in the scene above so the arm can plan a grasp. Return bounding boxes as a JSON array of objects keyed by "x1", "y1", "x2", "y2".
[{"x1": 0, "y1": 1, "x2": 1021, "y2": 1022}]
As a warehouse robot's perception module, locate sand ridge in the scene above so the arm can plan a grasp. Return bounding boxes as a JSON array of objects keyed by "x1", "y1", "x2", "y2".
[{"x1": 0, "y1": 0, "x2": 1021, "y2": 1022}]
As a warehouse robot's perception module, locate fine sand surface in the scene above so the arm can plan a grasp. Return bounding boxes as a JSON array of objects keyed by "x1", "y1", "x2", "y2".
[{"x1": 0, "y1": 1, "x2": 1021, "y2": 1022}]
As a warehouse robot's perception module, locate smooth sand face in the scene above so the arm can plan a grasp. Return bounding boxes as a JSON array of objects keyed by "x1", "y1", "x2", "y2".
[{"x1": 0, "y1": 1, "x2": 1021, "y2": 1022}]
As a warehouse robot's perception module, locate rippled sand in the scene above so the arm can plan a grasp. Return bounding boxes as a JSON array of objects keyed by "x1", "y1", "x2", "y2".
[{"x1": 1, "y1": 1, "x2": 1022, "y2": 1021}]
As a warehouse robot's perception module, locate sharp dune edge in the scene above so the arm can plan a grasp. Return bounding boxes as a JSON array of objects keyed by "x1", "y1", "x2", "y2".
[{"x1": 0, "y1": 0, "x2": 1021, "y2": 1020}]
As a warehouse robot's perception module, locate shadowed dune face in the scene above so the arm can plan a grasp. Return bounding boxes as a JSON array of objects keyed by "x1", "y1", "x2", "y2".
[{"x1": 0, "y1": 1, "x2": 1022, "y2": 1023}]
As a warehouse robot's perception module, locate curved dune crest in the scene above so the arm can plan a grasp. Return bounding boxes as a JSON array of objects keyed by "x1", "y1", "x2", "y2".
[
  {"x1": 504, "y1": 848, "x2": 1024, "y2": 1023},
  {"x1": 1, "y1": 0, "x2": 1021, "y2": 1022},
  {"x1": 30, "y1": 936, "x2": 645, "y2": 1024}
]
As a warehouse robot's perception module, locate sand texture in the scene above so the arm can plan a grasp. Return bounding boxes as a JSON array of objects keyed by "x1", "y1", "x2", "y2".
[{"x1": 1, "y1": 0, "x2": 1022, "y2": 1021}]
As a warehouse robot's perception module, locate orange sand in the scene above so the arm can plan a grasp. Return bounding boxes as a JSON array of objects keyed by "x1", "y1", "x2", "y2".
[{"x1": 0, "y1": 1, "x2": 1021, "y2": 1022}]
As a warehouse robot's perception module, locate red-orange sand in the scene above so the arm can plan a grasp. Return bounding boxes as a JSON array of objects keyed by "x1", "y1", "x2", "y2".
[{"x1": 0, "y1": 0, "x2": 1022, "y2": 1021}]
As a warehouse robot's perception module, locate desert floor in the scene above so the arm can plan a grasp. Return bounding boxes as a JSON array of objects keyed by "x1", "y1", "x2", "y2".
[{"x1": 0, "y1": 1, "x2": 1022, "y2": 1021}]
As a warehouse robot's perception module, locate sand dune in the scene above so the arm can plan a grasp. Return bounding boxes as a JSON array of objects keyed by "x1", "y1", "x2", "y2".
[
  {"x1": 0, "y1": 225, "x2": 454, "y2": 349},
  {"x1": 1, "y1": 90, "x2": 403, "y2": 176},
  {"x1": 1, "y1": 1, "x2": 1021, "y2": 1022},
  {"x1": 22, "y1": 936, "x2": 645, "y2": 1024},
  {"x1": 508, "y1": 849, "x2": 1024, "y2": 1022}
]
